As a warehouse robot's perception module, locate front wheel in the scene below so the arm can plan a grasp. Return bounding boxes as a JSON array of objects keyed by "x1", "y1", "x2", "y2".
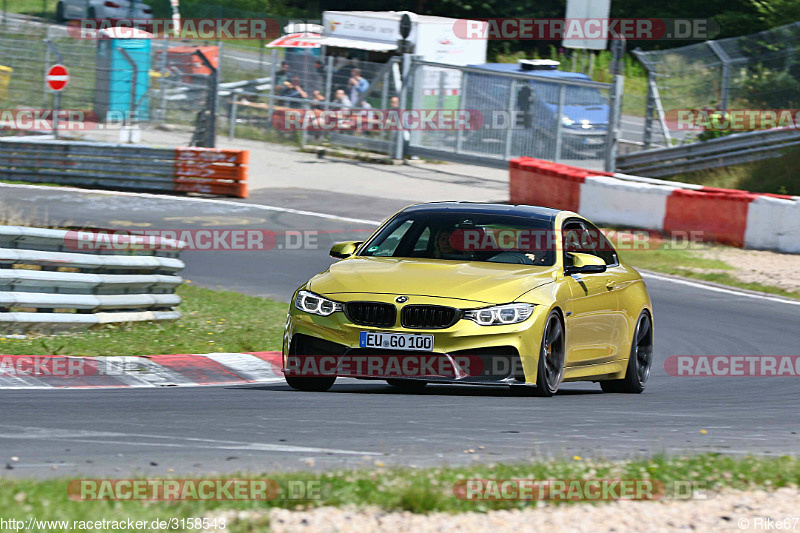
[
  {"x1": 601, "y1": 311, "x2": 653, "y2": 393},
  {"x1": 285, "y1": 376, "x2": 335, "y2": 392},
  {"x1": 533, "y1": 310, "x2": 565, "y2": 397}
]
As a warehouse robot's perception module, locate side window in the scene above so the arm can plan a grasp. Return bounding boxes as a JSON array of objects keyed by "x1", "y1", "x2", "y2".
[
  {"x1": 412, "y1": 226, "x2": 431, "y2": 253},
  {"x1": 583, "y1": 221, "x2": 618, "y2": 266},
  {"x1": 369, "y1": 220, "x2": 413, "y2": 256},
  {"x1": 562, "y1": 220, "x2": 586, "y2": 266}
]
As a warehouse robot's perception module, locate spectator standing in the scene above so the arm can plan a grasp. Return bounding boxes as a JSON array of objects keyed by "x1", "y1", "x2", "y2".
[
  {"x1": 346, "y1": 68, "x2": 370, "y2": 106},
  {"x1": 275, "y1": 61, "x2": 290, "y2": 87}
]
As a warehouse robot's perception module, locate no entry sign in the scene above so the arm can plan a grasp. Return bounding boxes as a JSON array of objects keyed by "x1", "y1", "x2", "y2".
[{"x1": 46, "y1": 64, "x2": 69, "y2": 92}]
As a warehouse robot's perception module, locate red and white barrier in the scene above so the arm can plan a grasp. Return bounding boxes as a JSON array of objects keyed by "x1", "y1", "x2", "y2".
[
  {"x1": 0, "y1": 351, "x2": 283, "y2": 389},
  {"x1": 509, "y1": 157, "x2": 800, "y2": 253}
]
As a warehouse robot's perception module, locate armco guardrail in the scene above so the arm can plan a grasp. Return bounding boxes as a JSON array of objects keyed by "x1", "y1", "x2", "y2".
[
  {"x1": 616, "y1": 127, "x2": 800, "y2": 178},
  {"x1": 510, "y1": 157, "x2": 800, "y2": 253},
  {"x1": 0, "y1": 226, "x2": 186, "y2": 333},
  {"x1": 0, "y1": 139, "x2": 249, "y2": 198}
]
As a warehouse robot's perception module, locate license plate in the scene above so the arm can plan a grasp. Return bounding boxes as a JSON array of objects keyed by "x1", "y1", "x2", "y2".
[
  {"x1": 584, "y1": 137, "x2": 604, "y2": 145},
  {"x1": 360, "y1": 331, "x2": 434, "y2": 352}
]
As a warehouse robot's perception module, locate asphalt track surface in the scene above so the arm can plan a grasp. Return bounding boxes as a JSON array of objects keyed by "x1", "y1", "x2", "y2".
[{"x1": 1, "y1": 183, "x2": 799, "y2": 478}]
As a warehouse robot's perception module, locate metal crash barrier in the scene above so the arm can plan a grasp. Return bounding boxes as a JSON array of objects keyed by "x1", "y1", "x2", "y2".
[
  {"x1": 0, "y1": 225, "x2": 186, "y2": 334},
  {"x1": 0, "y1": 139, "x2": 248, "y2": 198}
]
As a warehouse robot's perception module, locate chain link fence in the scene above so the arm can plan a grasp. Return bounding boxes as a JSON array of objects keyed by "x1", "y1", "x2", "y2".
[
  {"x1": 1, "y1": 16, "x2": 621, "y2": 166},
  {"x1": 405, "y1": 60, "x2": 614, "y2": 170},
  {"x1": 0, "y1": 22, "x2": 95, "y2": 111},
  {"x1": 632, "y1": 21, "x2": 800, "y2": 150},
  {"x1": 222, "y1": 56, "x2": 400, "y2": 154}
]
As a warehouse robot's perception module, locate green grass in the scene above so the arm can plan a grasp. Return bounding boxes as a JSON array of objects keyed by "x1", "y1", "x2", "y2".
[
  {"x1": 0, "y1": 454, "x2": 798, "y2": 531},
  {"x1": 0, "y1": 284, "x2": 288, "y2": 355},
  {"x1": 665, "y1": 146, "x2": 800, "y2": 196},
  {"x1": 620, "y1": 246, "x2": 733, "y2": 273},
  {"x1": 615, "y1": 237, "x2": 800, "y2": 299},
  {"x1": 1, "y1": 0, "x2": 53, "y2": 18}
]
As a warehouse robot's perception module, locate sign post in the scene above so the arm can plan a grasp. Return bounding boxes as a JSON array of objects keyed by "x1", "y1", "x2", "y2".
[{"x1": 46, "y1": 64, "x2": 69, "y2": 138}]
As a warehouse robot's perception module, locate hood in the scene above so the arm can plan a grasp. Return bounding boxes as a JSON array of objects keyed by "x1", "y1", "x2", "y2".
[
  {"x1": 563, "y1": 104, "x2": 608, "y2": 127},
  {"x1": 307, "y1": 257, "x2": 555, "y2": 305}
]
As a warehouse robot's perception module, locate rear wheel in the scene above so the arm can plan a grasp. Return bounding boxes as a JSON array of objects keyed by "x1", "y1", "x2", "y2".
[
  {"x1": 386, "y1": 379, "x2": 427, "y2": 392},
  {"x1": 285, "y1": 376, "x2": 335, "y2": 392},
  {"x1": 533, "y1": 310, "x2": 565, "y2": 397},
  {"x1": 601, "y1": 311, "x2": 653, "y2": 393}
]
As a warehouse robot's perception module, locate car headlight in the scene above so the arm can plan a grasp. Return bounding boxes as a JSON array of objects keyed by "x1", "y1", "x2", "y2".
[
  {"x1": 294, "y1": 290, "x2": 343, "y2": 317},
  {"x1": 463, "y1": 303, "x2": 535, "y2": 326},
  {"x1": 560, "y1": 115, "x2": 575, "y2": 127}
]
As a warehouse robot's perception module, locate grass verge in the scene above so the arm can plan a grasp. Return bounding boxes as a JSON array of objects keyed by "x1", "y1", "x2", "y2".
[
  {"x1": 0, "y1": 284, "x2": 287, "y2": 355},
  {"x1": 0, "y1": 454, "x2": 798, "y2": 531},
  {"x1": 615, "y1": 237, "x2": 799, "y2": 300},
  {"x1": 664, "y1": 146, "x2": 800, "y2": 196}
]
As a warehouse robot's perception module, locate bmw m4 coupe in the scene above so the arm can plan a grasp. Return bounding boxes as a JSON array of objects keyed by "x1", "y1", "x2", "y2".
[{"x1": 283, "y1": 202, "x2": 654, "y2": 396}]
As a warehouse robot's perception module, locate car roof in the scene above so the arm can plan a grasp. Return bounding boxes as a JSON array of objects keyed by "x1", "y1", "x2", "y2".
[
  {"x1": 467, "y1": 64, "x2": 593, "y2": 81},
  {"x1": 400, "y1": 202, "x2": 561, "y2": 223}
]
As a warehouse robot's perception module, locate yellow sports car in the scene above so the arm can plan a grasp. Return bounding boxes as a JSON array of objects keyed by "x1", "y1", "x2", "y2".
[{"x1": 283, "y1": 202, "x2": 653, "y2": 396}]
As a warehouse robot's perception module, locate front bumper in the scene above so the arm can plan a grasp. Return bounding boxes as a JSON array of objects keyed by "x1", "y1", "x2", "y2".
[
  {"x1": 283, "y1": 296, "x2": 548, "y2": 385},
  {"x1": 561, "y1": 129, "x2": 607, "y2": 155}
]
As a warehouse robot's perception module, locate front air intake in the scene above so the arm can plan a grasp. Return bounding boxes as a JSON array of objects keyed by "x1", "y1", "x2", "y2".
[
  {"x1": 401, "y1": 305, "x2": 460, "y2": 329},
  {"x1": 345, "y1": 302, "x2": 397, "y2": 327}
]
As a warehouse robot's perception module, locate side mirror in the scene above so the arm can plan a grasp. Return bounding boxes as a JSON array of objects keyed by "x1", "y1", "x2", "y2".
[
  {"x1": 564, "y1": 252, "x2": 607, "y2": 276},
  {"x1": 330, "y1": 241, "x2": 362, "y2": 259}
]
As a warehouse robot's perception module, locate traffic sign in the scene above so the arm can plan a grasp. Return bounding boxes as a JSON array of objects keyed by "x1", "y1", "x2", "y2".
[{"x1": 46, "y1": 64, "x2": 69, "y2": 92}]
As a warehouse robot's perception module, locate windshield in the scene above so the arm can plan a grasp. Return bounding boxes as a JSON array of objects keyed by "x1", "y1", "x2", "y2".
[
  {"x1": 536, "y1": 83, "x2": 607, "y2": 106},
  {"x1": 359, "y1": 211, "x2": 556, "y2": 266}
]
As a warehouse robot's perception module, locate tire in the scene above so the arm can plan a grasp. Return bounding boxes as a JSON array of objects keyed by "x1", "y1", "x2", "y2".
[
  {"x1": 386, "y1": 379, "x2": 427, "y2": 392},
  {"x1": 55, "y1": 2, "x2": 65, "y2": 23},
  {"x1": 601, "y1": 311, "x2": 653, "y2": 393},
  {"x1": 532, "y1": 310, "x2": 565, "y2": 397},
  {"x1": 285, "y1": 376, "x2": 335, "y2": 392}
]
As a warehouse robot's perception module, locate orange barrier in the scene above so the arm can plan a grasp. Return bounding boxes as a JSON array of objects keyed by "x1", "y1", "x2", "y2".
[{"x1": 173, "y1": 148, "x2": 249, "y2": 198}]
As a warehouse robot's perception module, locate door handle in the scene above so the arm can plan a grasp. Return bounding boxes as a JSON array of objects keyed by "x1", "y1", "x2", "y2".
[{"x1": 606, "y1": 280, "x2": 616, "y2": 290}]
